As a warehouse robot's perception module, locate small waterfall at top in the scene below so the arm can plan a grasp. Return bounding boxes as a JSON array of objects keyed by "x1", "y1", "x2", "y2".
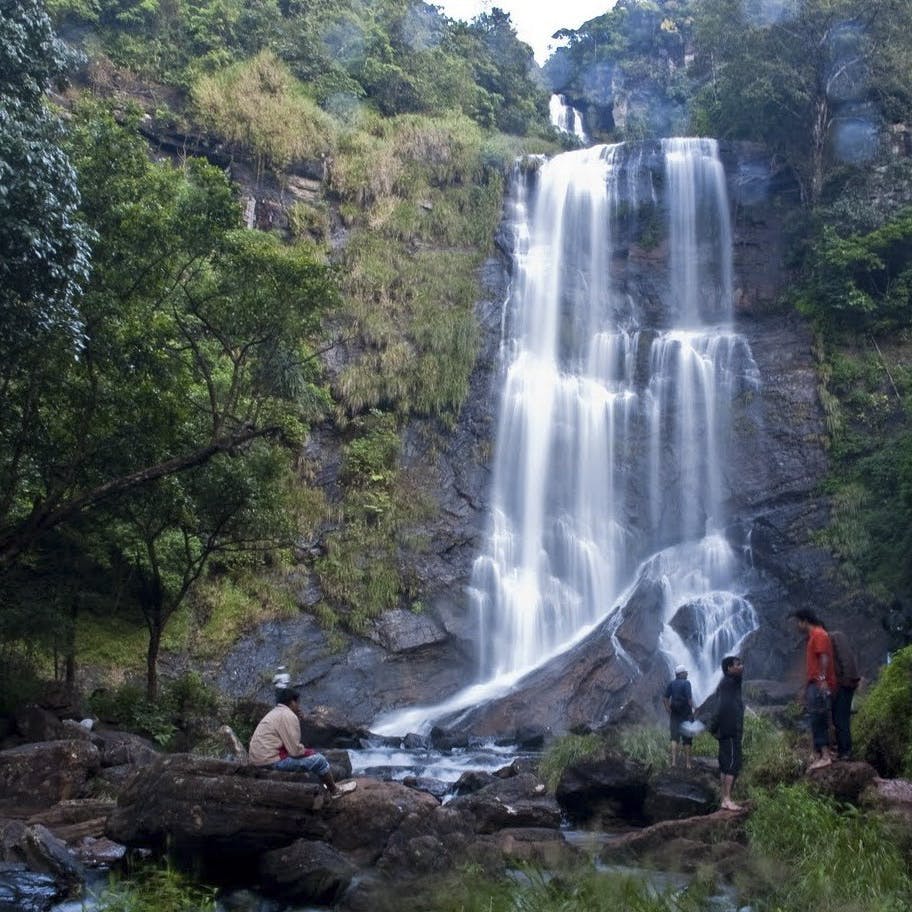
[
  {"x1": 375, "y1": 139, "x2": 760, "y2": 735},
  {"x1": 550, "y1": 94, "x2": 588, "y2": 143}
]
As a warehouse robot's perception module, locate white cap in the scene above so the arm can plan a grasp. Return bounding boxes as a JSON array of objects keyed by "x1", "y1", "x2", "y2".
[{"x1": 674, "y1": 664, "x2": 687, "y2": 675}]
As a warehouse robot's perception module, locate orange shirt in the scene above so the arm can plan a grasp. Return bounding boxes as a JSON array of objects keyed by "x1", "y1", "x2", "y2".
[{"x1": 806, "y1": 625, "x2": 837, "y2": 690}]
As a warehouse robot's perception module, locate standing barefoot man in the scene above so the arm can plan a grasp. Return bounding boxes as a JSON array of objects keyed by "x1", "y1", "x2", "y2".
[
  {"x1": 792, "y1": 609, "x2": 836, "y2": 770},
  {"x1": 713, "y1": 655, "x2": 744, "y2": 811}
]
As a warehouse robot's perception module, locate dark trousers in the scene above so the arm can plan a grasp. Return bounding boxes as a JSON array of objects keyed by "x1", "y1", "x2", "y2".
[
  {"x1": 832, "y1": 686, "x2": 854, "y2": 758},
  {"x1": 805, "y1": 683, "x2": 830, "y2": 752}
]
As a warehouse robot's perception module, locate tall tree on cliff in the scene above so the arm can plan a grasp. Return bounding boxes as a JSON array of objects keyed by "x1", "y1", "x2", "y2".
[{"x1": 691, "y1": 0, "x2": 912, "y2": 206}]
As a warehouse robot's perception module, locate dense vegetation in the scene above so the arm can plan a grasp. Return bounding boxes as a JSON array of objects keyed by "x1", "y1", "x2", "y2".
[{"x1": 0, "y1": 0, "x2": 559, "y2": 706}]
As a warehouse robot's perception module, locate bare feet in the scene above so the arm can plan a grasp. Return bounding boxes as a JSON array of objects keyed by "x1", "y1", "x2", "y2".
[
  {"x1": 808, "y1": 756, "x2": 832, "y2": 771},
  {"x1": 720, "y1": 799, "x2": 743, "y2": 811}
]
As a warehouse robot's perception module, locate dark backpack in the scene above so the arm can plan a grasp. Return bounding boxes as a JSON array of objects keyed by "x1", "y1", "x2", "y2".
[{"x1": 668, "y1": 679, "x2": 690, "y2": 714}]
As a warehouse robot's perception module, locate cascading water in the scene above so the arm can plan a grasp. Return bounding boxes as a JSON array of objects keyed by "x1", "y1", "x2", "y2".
[
  {"x1": 549, "y1": 93, "x2": 588, "y2": 142},
  {"x1": 375, "y1": 139, "x2": 760, "y2": 735}
]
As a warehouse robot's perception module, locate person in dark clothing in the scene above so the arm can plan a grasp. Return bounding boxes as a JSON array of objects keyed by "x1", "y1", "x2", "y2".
[
  {"x1": 712, "y1": 655, "x2": 744, "y2": 811},
  {"x1": 829, "y1": 629, "x2": 861, "y2": 760},
  {"x1": 663, "y1": 664, "x2": 695, "y2": 768}
]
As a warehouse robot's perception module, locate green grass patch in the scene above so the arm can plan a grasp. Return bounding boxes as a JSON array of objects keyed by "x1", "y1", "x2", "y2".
[
  {"x1": 189, "y1": 573, "x2": 297, "y2": 661},
  {"x1": 747, "y1": 783, "x2": 912, "y2": 912},
  {"x1": 94, "y1": 861, "x2": 216, "y2": 912},
  {"x1": 538, "y1": 733, "x2": 605, "y2": 790},
  {"x1": 612, "y1": 724, "x2": 669, "y2": 770},
  {"x1": 407, "y1": 863, "x2": 718, "y2": 912}
]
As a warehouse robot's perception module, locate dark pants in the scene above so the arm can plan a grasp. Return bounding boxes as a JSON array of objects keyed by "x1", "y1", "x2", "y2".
[
  {"x1": 832, "y1": 686, "x2": 854, "y2": 758},
  {"x1": 805, "y1": 683, "x2": 830, "y2": 752}
]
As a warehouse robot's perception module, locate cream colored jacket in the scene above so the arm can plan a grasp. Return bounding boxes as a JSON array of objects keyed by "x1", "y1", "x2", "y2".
[{"x1": 248, "y1": 704, "x2": 305, "y2": 766}]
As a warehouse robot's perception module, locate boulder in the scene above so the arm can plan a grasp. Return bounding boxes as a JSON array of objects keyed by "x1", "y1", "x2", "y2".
[
  {"x1": 402, "y1": 776, "x2": 450, "y2": 800},
  {"x1": 298, "y1": 707, "x2": 371, "y2": 750},
  {"x1": 807, "y1": 760, "x2": 877, "y2": 803},
  {"x1": 12, "y1": 707, "x2": 66, "y2": 744},
  {"x1": 0, "y1": 820, "x2": 83, "y2": 887},
  {"x1": 555, "y1": 755, "x2": 649, "y2": 824},
  {"x1": 861, "y1": 777, "x2": 912, "y2": 825},
  {"x1": 315, "y1": 778, "x2": 441, "y2": 867},
  {"x1": 401, "y1": 732, "x2": 429, "y2": 751},
  {"x1": 602, "y1": 806, "x2": 750, "y2": 865},
  {"x1": 0, "y1": 862, "x2": 63, "y2": 912},
  {"x1": 324, "y1": 749, "x2": 353, "y2": 782},
  {"x1": 258, "y1": 839, "x2": 356, "y2": 904},
  {"x1": 106, "y1": 755, "x2": 328, "y2": 853},
  {"x1": 0, "y1": 741, "x2": 100, "y2": 811},
  {"x1": 642, "y1": 772, "x2": 718, "y2": 822},
  {"x1": 71, "y1": 836, "x2": 126, "y2": 867},
  {"x1": 369, "y1": 609, "x2": 448, "y2": 653},
  {"x1": 89, "y1": 730, "x2": 158, "y2": 768},
  {"x1": 27, "y1": 799, "x2": 116, "y2": 843},
  {"x1": 452, "y1": 770, "x2": 497, "y2": 796},
  {"x1": 449, "y1": 774, "x2": 561, "y2": 834},
  {"x1": 477, "y1": 828, "x2": 579, "y2": 868}
]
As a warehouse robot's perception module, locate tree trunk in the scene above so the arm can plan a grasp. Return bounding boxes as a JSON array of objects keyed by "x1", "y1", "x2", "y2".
[
  {"x1": 65, "y1": 599, "x2": 78, "y2": 692},
  {"x1": 146, "y1": 617, "x2": 162, "y2": 703},
  {"x1": 810, "y1": 93, "x2": 829, "y2": 206}
]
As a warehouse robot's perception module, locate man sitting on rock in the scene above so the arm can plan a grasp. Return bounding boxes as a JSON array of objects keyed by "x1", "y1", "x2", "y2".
[{"x1": 249, "y1": 688, "x2": 356, "y2": 799}]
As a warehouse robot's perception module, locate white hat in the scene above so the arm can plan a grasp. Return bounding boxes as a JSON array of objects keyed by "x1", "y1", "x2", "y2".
[{"x1": 674, "y1": 664, "x2": 687, "y2": 675}]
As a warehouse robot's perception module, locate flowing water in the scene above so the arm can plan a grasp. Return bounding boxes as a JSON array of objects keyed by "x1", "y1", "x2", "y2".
[
  {"x1": 549, "y1": 93, "x2": 588, "y2": 142},
  {"x1": 376, "y1": 139, "x2": 760, "y2": 735}
]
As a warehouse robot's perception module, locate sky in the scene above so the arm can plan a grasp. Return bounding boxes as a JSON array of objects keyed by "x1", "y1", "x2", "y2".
[{"x1": 436, "y1": 1, "x2": 614, "y2": 64}]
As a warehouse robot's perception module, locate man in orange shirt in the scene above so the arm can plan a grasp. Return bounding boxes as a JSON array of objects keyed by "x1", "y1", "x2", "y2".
[{"x1": 792, "y1": 609, "x2": 836, "y2": 770}]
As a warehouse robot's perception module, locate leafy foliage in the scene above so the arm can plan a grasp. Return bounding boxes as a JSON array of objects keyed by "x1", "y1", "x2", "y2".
[
  {"x1": 690, "y1": 0, "x2": 912, "y2": 205},
  {"x1": 854, "y1": 644, "x2": 912, "y2": 776},
  {"x1": 0, "y1": 0, "x2": 92, "y2": 350}
]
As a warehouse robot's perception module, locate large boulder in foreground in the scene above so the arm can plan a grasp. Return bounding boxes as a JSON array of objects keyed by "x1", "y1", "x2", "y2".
[
  {"x1": 555, "y1": 754, "x2": 650, "y2": 824},
  {"x1": 106, "y1": 755, "x2": 328, "y2": 853}
]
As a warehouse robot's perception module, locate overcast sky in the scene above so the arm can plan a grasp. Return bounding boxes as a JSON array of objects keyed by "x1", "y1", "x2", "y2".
[{"x1": 437, "y1": 1, "x2": 614, "y2": 64}]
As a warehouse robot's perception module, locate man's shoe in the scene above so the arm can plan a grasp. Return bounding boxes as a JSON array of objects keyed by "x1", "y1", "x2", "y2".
[{"x1": 331, "y1": 779, "x2": 358, "y2": 799}]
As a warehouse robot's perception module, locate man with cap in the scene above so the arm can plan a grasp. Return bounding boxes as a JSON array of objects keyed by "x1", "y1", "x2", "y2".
[
  {"x1": 249, "y1": 688, "x2": 357, "y2": 798},
  {"x1": 663, "y1": 664, "x2": 695, "y2": 768}
]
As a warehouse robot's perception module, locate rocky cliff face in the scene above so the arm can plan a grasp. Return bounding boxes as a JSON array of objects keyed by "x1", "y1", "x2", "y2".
[{"x1": 213, "y1": 141, "x2": 885, "y2": 734}]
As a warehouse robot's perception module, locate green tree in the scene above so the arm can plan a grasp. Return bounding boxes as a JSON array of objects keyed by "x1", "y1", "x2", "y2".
[
  {"x1": 691, "y1": 0, "x2": 912, "y2": 205},
  {"x1": 0, "y1": 0, "x2": 92, "y2": 349}
]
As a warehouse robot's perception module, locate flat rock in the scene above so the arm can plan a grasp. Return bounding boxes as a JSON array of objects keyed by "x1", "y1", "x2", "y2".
[
  {"x1": 807, "y1": 760, "x2": 877, "y2": 802},
  {"x1": 449, "y1": 773, "x2": 561, "y2": 834}
]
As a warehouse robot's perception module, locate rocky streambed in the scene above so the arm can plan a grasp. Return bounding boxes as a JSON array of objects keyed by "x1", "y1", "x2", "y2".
[{"x1": 3, "y1": 707, "x2": 911, "y2": 912}]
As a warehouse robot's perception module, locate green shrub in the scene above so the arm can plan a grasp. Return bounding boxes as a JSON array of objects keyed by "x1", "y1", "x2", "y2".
[
  {"x1": 538, "y1": 733, "x2": 605, "y2": 790},
  {"x1": 855, "y1": 645, "x2": 912, "y2": 776},
  {"x1": 747, "y1": 783, "x2": 912, "y2": 912}
]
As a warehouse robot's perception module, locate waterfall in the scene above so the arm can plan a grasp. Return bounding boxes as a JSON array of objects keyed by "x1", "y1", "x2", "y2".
[
  {"x1": 549, "y1": 94, "x2": 588, "y2": 142},
  {"x1": 374, "y1": 139, "x2": 760, "y2": 735}
]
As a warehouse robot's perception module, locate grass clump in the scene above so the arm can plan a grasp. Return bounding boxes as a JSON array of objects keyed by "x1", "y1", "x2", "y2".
[
  {"x1": 538, "y1": 733, "x2": 605, "y2": 790},
  {"x1": 855, "y1": 644, "x2": 912, "y2": 776},
  {"x1": 612, "y1": 724, "x2": 669, "y2": 770},
  {"x1": 192, "y1": 51, "x2": 335, "y2": 179},
  {"x1": 189, "y1": 573, "x2": 297, "y2": 661},
  {"x1": 747, "y1": 783, "x2": 912, "y2": 912},
  {"x1": 741, "y1": 711, "x2": 804, "y2": 788},
  {"x1": 95, "y1": 862, "x2": 216, "y2": 912},
  {"x1": 408, "y1": 863, "x2": 716, "y2": 912}
]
